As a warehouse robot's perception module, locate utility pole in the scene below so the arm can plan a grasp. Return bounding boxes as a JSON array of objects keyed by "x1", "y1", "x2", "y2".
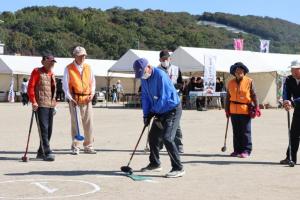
[{"x1": 0, "y1": 20, "x2": 5, "y2": 55}]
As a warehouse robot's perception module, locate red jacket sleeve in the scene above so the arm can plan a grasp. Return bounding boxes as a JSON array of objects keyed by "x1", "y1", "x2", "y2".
[{"x1": 28, "y1": 68, "x2": 40, "y2": 104}]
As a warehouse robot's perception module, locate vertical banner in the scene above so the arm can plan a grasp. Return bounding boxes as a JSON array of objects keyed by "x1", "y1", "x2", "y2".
[
  {"x1": 234, "y1": 38, "x2": 244, "y2": 50},
  {"x1": 203, "y1": 55, "x2": 217, "y2": 93},
  {"x1": 260, "y1": 39, "x2": 270, "y2": 53},
  {"x1": 8, "y1": 77, "x2": 15, "y2": 102}
]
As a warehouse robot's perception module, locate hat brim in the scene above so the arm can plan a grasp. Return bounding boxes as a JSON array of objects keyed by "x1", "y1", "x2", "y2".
[
  {"x1": 290, "y1": 65, "x2": 300, "y2": 69},
  {"x1": 230, "y1": 64, "x2": 249, "y2": 75}
]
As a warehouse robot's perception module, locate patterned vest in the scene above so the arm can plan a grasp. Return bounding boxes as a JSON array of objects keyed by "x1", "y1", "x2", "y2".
[{"x1": 35, "y1": 68, "x2": 56, "y2": 108}]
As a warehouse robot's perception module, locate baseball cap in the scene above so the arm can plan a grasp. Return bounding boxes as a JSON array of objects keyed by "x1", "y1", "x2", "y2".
[
  {"x1": 159, "y1": 50, "x2": 170, "y2": 59},
  {"x1": 73, "y1": 46, "x2": 87, "y2": 56},
  {"x1": 289, "y1": 60, "x2": 300, "y2": 68},
  {"x1": 133, "y1": 58, "x2": 149, "y2": 78}
]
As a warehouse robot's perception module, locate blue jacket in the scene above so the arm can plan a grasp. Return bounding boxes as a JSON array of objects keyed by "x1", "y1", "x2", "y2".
[{"x1": 141, "y1": 67, "x2": 180, "y2": 117}]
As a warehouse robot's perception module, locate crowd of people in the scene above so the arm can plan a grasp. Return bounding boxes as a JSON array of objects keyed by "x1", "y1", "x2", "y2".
[{"x1": 19, "y1": 45, "x2": 300, "y2": 178}]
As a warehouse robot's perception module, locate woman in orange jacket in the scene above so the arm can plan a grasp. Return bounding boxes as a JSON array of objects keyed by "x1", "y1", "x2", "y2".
[{"x1": 225, "y1": 62, "x2": 260, "y2": 158}]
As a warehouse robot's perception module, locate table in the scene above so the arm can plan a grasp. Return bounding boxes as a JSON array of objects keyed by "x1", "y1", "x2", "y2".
[{"x1": 189, "y1": 91, "x2": 227, "y2": 109}]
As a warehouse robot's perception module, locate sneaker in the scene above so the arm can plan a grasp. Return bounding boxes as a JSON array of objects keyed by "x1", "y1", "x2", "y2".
[
  {"x1": 84, "y1": 147, "x2": 97, "y2": 154},
  {"x1": 165, "y1": 169, "x2": 185, "y2": 178},
  {"x1": 230, "y1": 152, "x2": 239, "y2": 157},
  {"x1": 238, "y1": 152, "x2": 250, "y2": 158},
  {"x1": 141, "y1": 164, "x2": 162, "y2": 172},
  {"x1": 71, "y1": 146, "x2": 80, "y2": 155},
  {"x1": 43, "y1": 153, "x2": 55, "y2": 161},
  {"x1": 279, "y1": 158, "x2": 296, "y2": 164}
]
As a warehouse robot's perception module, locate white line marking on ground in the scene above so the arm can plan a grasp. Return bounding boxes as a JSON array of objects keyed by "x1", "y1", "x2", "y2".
[{"x1": 30, "y1": 182, "x2": 58, "y2": 194}]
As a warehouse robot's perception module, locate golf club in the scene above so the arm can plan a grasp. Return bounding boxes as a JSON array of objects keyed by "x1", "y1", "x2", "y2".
[
  {"x1": 287, "y1": 110, "x2": 295, "y2": 167},
  {"x1": 21, "y1": 111, "x2": 35, "y2": 162},
  {"x1": 74, "y1": 105, "x2": 84, "y2": 141},
  {"x1": 35, "y1": 111, "x2": 46, "y2": 159},
  {"x1": 221, "y1": 117, "x2": 230, "y2": 152},
  {"x1": 144, "y1": 123, "x2": 150, "y2": 153},
  {"x1": 121, "y1": 124, "x2": 148, "y2": 175}
]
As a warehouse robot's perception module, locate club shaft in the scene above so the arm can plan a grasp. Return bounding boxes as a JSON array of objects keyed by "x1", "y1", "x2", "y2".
[{"x1": 127, "y1": 125, "x2": 147, "y2": 166}]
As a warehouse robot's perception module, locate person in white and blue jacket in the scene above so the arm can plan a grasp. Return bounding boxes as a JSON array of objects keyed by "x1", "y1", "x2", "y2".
[{"x1": 133, "y1": 58, "x2": 185, "y2": 178}]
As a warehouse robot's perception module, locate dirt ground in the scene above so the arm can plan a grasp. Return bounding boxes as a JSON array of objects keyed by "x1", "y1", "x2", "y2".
[{"x1": 0, "y1": 102, "x2": 299, "y2": 200}]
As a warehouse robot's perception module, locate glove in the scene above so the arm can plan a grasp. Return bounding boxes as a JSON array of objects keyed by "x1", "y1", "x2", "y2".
[
  {"x1": 250, "y1": 107, "x2": 261, "y2": 118},
  {"x1": 225, "y1": 111, "x2": 230, "y2": 118}
]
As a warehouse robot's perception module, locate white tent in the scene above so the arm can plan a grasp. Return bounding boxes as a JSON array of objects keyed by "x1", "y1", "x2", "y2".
[
  {"x1": 171, "y1": 46, "x2": 299, "y2": 73},
  {"x1": 109, "y1": 49, "x2": 162, "y2": 73},
  {"x1": 0, "y1": 55, "x2": 135, "y2": 96},
  {"x1": 171, "y1": 46, "x2": 300, "y2": 107}
]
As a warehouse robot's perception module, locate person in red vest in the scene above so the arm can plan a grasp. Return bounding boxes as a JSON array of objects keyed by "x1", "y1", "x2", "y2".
[
  {"x1": 28, "y1": 55, "x2": 57, "y2": 161},
  {"x1": 63, "y1": 46, "x2": 96, "y2": 155},
  {"x1": 225, "y1": 62, "x2": 260, "y2": 158}
]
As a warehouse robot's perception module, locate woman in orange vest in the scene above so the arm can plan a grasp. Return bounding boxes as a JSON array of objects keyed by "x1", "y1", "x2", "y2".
[{"x1": 225, "y1": 62, "x2": 260, "y2": 158}]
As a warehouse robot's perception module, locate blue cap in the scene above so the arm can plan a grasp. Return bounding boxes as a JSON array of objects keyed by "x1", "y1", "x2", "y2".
[{"x1": 133, "y1": 58, "x2": 149, "y2": 78}]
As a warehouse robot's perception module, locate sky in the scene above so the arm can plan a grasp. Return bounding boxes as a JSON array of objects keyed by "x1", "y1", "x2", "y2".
[{"x1": 0, "y1": 0, "x2": 299, "y2": 25}]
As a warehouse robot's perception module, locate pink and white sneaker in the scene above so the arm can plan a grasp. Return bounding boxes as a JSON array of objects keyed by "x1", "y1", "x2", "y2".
[{"x1": 238, "y1": 152, "x2": 250, "y2": 158}]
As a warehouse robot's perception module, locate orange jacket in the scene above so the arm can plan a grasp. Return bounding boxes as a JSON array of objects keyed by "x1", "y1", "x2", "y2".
[
  {"x1": 67, "y1": 63, "x2": 92, "y2": 105},
  {"x1": 227, "y1": 76, "x2": 252, "y2": 115}
]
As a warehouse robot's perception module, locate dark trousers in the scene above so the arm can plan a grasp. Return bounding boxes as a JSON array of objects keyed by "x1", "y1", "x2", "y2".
[
  {"x1": 174, "y1": 125, "x2": 183, "y2": 147},
  {"x1": 21, "y1": 93, "x2": 29, "y2": 105},
  {"x1": 231, "y1": 114, "x2": 252, "y2": 154},
  {"x1": 36, "y1": 107, "x2": 54, "y2": 155},
  {"x1": 286, "y1": 108, "x2": 300, "y2": 163},
  {"x1": 149, "y1": 104, "x2": 183, "y2": 171}
]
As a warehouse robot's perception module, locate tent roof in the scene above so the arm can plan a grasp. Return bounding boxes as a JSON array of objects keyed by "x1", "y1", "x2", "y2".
[
  {"x1": 109, "y1": 49, "x2": 161, "y2": 73},
  {"x1": 0, "y1": 55, "x2": 132, "y2": 77},
  {"x1": 171, "y1": 47, "x2": 300, "y2": 73}
]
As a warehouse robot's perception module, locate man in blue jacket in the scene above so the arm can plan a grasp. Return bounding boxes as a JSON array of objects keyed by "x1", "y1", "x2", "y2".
[{"x1": 133, "y1": 58, "x2": 185, "y2": 178}]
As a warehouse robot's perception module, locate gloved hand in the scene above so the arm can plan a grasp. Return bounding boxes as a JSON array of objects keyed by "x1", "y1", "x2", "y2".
[
  {"x1": 250, "y1": 106, "x2": 261, "y2": 118},
  {"x1": 143, "y1": 113, "x2": 154, "y2": 126},
  {"x1": 225, "y1": 110, "x2": 230, "y2": 118}
]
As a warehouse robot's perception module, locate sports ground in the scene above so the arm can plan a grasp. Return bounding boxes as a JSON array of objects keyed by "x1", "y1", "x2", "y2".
[{"x1": 0, "y1": 103, "x2": 299, "y2": 200}]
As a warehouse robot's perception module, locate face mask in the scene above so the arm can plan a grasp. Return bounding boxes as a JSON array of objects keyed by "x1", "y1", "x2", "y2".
[
  {"x1": 141, "y1": 71, "x2": 151, "y2": 79},
  {"x1": 161, "y1": 61, "x2": 170, "y2": 68}
]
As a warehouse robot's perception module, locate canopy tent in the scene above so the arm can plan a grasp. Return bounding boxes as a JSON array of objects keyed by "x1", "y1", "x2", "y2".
[
  {"x1": 109, "y1": 49, "x2": 162, "y2": 73},
  {"x1": 171, "y1": 46, "x2": 300, "y2": 107},
  {"x1": 0, "y1": 55, "x2": 135, "y2": 95},
  {"x1": 171, "y1": 46, "x2": 299, "y2": 73}
]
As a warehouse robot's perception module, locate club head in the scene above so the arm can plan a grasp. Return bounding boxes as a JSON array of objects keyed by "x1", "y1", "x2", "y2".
[
  {"x1": 121, "y1": 166, "x2": 133, "y2": 175},
  {"x1": 221, "y1": 146, "x2": 227, "y2": 152},
  {"x1": 21, "y1": 156, "x2": 29, "y2": 162},
  {"x1": 289, "y1": 161, "x2": 295, "y2": 167},
  {"x1": 74, "y1": 134, "x2": 85, "y2": 141}
]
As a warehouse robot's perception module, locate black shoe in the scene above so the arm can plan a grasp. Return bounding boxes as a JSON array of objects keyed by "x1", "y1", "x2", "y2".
[
  {"x1": 36, "y1": 153, "x2": 44, "y2": 159},
  {"x1": 43, "y1": 153, "x2": 55, "y2": 161},
  {"x1": 141, "y1": 164, "x2": 162, "y2": 172},
  {"x1": 280, "y1": 158, "x2": 296, "y2": 165}
]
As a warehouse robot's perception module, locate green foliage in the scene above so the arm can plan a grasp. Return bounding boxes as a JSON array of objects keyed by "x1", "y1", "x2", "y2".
[{"x1": 0, "y1": 7, "x2": 300, "y2": 58}]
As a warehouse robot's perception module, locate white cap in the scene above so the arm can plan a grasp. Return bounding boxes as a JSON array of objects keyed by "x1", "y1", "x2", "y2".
[
  {"x1": 73, "y1": 46, "x2": 87, "y2": 56},
  {"x1": 289, "y1": 60, "x2": 300, "y2": 69}
]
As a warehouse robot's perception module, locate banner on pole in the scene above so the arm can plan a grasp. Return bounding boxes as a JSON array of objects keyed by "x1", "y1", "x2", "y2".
[
  {"x1": 8, "y1": 78, "x2": 15, "y2": 102},
  {"x1": 260, "y1": 39, "x2": 270, "y2": 53},
  {"x1": 203, "y1": 55, "x2": 217, "y2": 93},
  {"x1": 234, "y1": 38, "x2": 244, "y2": 50}
]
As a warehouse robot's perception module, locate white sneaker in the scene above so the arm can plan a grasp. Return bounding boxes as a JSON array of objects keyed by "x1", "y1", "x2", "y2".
[
  {"x1": 71, "y1": 146, "x2": 80, "y2": 155},
  {"x1": 165, "y1": 169, "x2": 185, "y2": 178},
  {"x1": 84, "y1": 146, "x2": 97, "y2": 154}
]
